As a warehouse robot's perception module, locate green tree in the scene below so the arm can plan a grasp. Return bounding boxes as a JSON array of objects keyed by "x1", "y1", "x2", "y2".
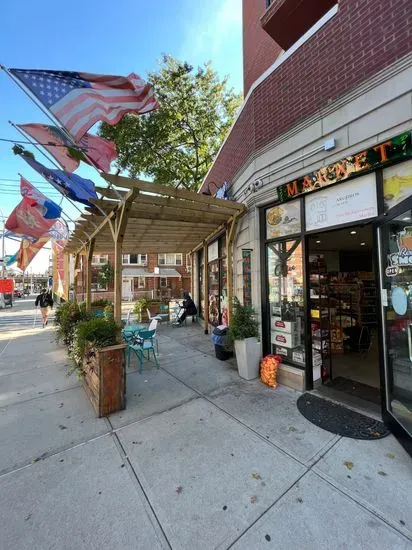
[
  {"x1": 99, "y1": 55, "x2": 242, "y2": 191},
  {"x1": 97, "y1": 262, "x2": 114, "y2": 288}
]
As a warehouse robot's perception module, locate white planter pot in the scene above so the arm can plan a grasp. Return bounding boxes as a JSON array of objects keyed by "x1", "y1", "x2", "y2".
[{"x1": 234, "y1": 337, "x2": 261, "y2": 380}]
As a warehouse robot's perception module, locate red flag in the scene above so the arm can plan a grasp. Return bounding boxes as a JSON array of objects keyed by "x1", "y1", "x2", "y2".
[
  {"x1": 17, "y1": 124, "x2": 117, "y2": 172},
  {"x1": 17, "y1": 235, "x2": 50, "y2": 271},
  {"x1": 11, "y1": 69, "x2": 159, "y2": 141},
  {"x1": 6, "y1": 179, "x2": 57, "y2": 240}
]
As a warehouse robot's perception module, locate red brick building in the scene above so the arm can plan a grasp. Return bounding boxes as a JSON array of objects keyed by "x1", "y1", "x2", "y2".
[
  {"x1": 195, "y1": 0, "x2": 412, "y2": 448},
  {"x1": 76, "y1": 252, "x2": 191, "y2": 301}
]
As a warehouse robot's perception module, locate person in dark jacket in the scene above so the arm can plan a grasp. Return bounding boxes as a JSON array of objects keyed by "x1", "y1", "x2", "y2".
[
  {"x1": 174, "y1": 291, "x2": 197, "y2": 325},
  {"x1": 35, "y1": 288, "x2": 54, "y2": 328}
]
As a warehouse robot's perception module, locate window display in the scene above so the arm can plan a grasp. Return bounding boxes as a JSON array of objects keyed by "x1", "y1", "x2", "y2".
[
  {"x1": 267, "y1": 240, "x2": 305, "y2": 367},
  {"x1": 266, "y1": 199, "x2": 301, "y2": 239}
]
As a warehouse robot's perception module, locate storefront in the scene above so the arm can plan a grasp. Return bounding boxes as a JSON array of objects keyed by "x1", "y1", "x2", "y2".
[
  {"x1": 200, "y1": 234, "x2": 228, "y2": 326},
  {"x1": 261, "y1": 131, "x2": 412, "y2": 452}
]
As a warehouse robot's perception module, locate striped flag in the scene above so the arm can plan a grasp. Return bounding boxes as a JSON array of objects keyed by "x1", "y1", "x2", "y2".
[
  {"x1": 10, "y1": 69, "x2": 159, "y2": 141},
  {"x1": 17, "y1": 123, "x2": 117, "y2": 172}
]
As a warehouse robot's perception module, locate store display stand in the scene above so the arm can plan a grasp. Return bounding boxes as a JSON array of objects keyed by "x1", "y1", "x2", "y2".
[{"x1": 309, "y1": 255, "x2": 331, "y2": 384}]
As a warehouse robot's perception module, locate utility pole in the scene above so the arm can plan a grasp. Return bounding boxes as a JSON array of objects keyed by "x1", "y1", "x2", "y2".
[{"x1": 0, "y1": 208, "x2": 6, "y2": 279}]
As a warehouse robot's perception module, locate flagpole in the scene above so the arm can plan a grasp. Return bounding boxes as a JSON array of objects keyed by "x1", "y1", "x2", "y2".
[
  {"x1": 12, "y1": 122, "x2": 99, "y2": 227},
  {"x1": 10, "y1": 122, "x2": 109, "y2": 225},
  {"x1": 0, "y1": 65, "x2": 123, "y2": 201}
]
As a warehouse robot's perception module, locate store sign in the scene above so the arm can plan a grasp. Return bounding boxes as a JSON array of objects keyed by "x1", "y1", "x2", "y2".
[
  {"x1": 208, "y1": 240, "x2": 219, "y2": 262},
  {"x1": 278, "y1": 131, "x2": 412, "y2": 203},
  {"x1": 387, "y1": 227, "x2": 412, "y2": 271},
  {"x1": 0, "y1": 279, "x2": 14, "y2": 293},
  {"x1": 305, "y1": 174, "x2": 377, "y2": 231}
]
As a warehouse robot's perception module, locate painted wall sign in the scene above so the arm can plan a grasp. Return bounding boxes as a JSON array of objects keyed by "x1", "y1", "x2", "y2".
[
  {"x1": 278, "y1": 131, "x2": 412, "y2": 203},
  {"x1": 387, "y1": 227, "x2": 412, "y2": 269},
  {"x1": 305, "y1": 173, "x2": 378, "y2": 231}
]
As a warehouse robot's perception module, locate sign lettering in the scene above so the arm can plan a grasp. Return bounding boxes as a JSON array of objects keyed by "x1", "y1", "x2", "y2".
[{"x1": 278, "y1": 132, "x2": 412, "y2": 203}]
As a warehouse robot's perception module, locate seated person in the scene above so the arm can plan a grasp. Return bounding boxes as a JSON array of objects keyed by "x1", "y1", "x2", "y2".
[{"x1": 174, "y1": 291, "x2": 197, "y2": 325}]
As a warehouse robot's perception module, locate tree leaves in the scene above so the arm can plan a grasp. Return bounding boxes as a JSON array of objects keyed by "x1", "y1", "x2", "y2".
[{"x1": 99, "y1": 55, "x2": 242, "y2": 191}]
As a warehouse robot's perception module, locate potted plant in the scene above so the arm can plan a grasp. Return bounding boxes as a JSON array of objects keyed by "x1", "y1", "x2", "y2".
[
  {"x1": 90, "y1": 298, "x2": 112, "y2": 316},
  {"x1": 134, "y1": 298, "x2": 148, "y2": 322},
  {"x1": 71, "y1": 317, "x2": 126, "y2": 417},
  {"x1": 229, "y1": 297, "x2": 261, "y2": 380}
]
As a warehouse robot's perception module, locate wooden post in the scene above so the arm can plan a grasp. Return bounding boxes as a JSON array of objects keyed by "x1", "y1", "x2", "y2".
[
  {"x1": 203, "y1": 242, "x2": 209, "y2": 334},
  {"x1": 113, "y1": 236, "x2": 122, "y2": 324},
  {"x1": 190, "y1": 253, "x2": 194, "y2": 297},
  {"x1": 113, "y1": 189, "x2": 138, "y2": 325},
  {"x1": 73, "y1": 253, "x2": 80, "y2": 303},
  {"x1": 85, "y1": 239, "x2": 95, "y2": 312},
  {"x1": 226, "y1": 216, "x2": 238, "y2": 326}
]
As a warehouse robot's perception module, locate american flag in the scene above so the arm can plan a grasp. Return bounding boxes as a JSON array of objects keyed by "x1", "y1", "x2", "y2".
[{"x1": 10, "y1": 69, "x2": 159, "y2": 141}]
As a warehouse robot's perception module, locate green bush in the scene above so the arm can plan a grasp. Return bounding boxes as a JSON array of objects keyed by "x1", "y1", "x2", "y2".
[
  {"x1": 70, "y1": 317, "x2": 118, "y2": 376},
  {"x1": 229, "y1": 297, "x2": 259, "y2": 342},
  {"x1": 91, "y1": 298, "x2": 112, "y2": 307},
  {"x1": 55, "y1": 302, "x2": 90, "y2": 348}
]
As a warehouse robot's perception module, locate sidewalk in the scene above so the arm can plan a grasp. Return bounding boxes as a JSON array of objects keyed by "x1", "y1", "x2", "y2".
[{"x1": 0, "y1": 321, "x2": 411, "y2": 549}]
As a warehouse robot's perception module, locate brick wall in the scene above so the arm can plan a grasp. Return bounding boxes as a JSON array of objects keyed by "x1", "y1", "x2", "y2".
[
  {"x1": 202, "y1": 0, "x2": 412, "y2": 192},
  {"x1": 243, "y1": 0, "x2": 283, "y2": 95},
  {"x1": 76, "y1": 252, "x2": 191, "y2": 297}
]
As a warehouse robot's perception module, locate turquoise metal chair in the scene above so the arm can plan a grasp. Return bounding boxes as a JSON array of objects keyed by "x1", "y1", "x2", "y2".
[{"x1": 127, "y1": 329, "x2": 159, "y2": 374}]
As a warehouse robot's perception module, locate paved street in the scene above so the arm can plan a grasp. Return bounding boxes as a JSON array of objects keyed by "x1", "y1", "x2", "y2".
[
  {"x1": 0, "y1": 318, "x2": 411, "y2": 549},
  {"x1": 0, "y1": 296, "x2": 54, "y2": 332}
]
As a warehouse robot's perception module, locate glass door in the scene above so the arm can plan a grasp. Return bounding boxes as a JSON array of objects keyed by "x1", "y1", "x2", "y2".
[{"x1": 379, "y1": 204, "x2": 412, "y2": 444}]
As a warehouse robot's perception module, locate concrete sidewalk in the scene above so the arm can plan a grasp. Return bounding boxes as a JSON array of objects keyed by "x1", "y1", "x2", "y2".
[{"x1": 0, "y1": 321, "x2": 411, "y2": 549}]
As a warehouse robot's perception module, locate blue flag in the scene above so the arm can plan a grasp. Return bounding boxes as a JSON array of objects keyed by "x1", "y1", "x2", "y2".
[{"x1": 19, "y1": 153, "x2": 98, "y2": 206}]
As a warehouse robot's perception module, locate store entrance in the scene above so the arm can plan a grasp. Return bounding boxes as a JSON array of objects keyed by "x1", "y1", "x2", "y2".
[{"x1": 308, "y1": 224, "x2": 381, "y2": 406}]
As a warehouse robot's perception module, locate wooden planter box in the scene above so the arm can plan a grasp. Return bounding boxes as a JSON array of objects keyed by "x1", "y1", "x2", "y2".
[{"x1": 82, "y1": 343, "x2": 127, "y2": 417}]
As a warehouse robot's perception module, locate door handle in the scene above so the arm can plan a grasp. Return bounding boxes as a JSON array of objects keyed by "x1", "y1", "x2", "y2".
[{"x1": 408, "y1": 324, "x2": 412, "y2": 363}]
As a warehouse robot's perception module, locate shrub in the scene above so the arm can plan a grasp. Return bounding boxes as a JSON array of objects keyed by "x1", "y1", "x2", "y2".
[
  {"x1": 55, "y1": 302, "x2": 90, "y2": 348},
  {"x1": 91, "y1": 298, "x2": 112, "y2": 307},
  {"x1": 70, "y1": 317, "x2": 118, "y2": 376},
  {"x1": 229, "y1": 297, "x2": 259, "y2": 341},
  {"x1": 134, "y1": 298, "x2": 148, "y2": 320}
]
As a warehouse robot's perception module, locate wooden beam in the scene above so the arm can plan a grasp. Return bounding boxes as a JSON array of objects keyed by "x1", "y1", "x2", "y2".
[
  {"x1": 126, "y1": 206, "x2": 225, "y2": 224},
  {"x1": 102, "y1": 173, "x2": 244, "y2": 212},
  {"x1": 95, "y1": 186, "x2": 127, "y2": 199},
  {"x1": 85, "y1": 239, "x2": 95, "y2": 312},
  {"x1": 113, "y1": 188, "x2": 139, "y2": 325}
]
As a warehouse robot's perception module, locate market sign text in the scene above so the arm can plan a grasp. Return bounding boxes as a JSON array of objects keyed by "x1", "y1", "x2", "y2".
[{"x1": 278, "y1": 131, "x2": 412, "y2": 203}]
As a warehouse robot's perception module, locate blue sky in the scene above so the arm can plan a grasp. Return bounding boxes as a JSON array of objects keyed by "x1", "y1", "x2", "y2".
[{"x1": 0, "y1": 0, "x2": 242, "y2": 272}]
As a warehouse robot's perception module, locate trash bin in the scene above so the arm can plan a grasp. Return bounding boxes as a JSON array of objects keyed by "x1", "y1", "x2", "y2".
[{"x1": 212, "y1": 326, "x2": 233, "y2": 361}]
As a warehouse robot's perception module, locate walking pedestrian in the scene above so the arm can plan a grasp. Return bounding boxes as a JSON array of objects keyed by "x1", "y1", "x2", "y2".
[{"x1": 35, "y1": 288, "x2": 53, "y2": 328}]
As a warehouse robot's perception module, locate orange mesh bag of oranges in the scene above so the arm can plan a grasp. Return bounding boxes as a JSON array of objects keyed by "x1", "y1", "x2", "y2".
[{"x1": 260, "y1": 354, "x2": 282, "y2": 388}]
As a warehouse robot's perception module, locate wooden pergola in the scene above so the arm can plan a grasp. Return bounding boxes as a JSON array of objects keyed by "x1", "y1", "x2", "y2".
[{"x1": 65, "y1": 173, "x2": 246, "y2": 328}]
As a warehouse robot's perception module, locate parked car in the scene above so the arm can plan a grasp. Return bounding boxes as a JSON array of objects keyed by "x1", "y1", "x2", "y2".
[{"x1": 13, "y1": 289, "x2": 23, "y2": 298}]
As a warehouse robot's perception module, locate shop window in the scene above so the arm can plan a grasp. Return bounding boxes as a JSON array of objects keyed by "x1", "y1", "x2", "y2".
[
  {"x1": 383, "y1": 159, "x2": 412, "y2": 212},
  {"x1": 92, "y1": 254, "x2": 108, "y2": 265},
  {"x1": 158, "y1": 253, "x2": 182, "y2": 266},
  {"x1": 160, "y1": 277, "x2": 168, "y2": 288},
  {"x1": 266, "y1": 200, "x2": 301, "y2": 239},
  {"x1": 267, "y1": 240, "x2": 305, "y2": 367}
]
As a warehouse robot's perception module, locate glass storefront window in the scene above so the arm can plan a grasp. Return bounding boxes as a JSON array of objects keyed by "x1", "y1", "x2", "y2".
[
  {"x1": 208, "y1": 259, "x2": 220, "y2": 326},
  {"x1": 382, "y1": 211, "x2": 412, "y2": 435},
  {"x1": 267, "y1": 240, "x2": 305, "y2": 367}
]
